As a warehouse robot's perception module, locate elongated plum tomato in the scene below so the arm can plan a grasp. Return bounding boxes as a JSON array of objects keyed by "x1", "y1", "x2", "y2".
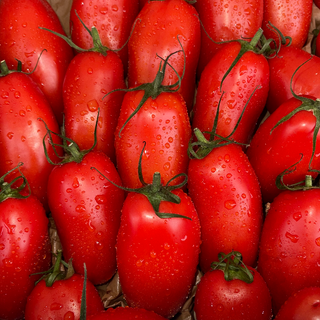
[
  {"x1": 63, "y1": 50, "x2": 125, "y2": 163},
  {"x1": 188, "y1": 144, "x2": 263, "y2": 273},
  {"x1": 47, "y1": 151, "x2": 125, "y2": 285},
  {"x1": 0, "y1": 195, "x2": 51, "y2": 320},
  {"x1": 116, "y1": 189, "x2": 201, "y2": 318},
  {"x1": 0, "y1": 0, "x2": 74, "y2": 124}
]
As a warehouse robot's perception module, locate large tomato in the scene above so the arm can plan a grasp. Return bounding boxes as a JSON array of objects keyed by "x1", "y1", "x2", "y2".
[
  {"x1": 0, "y1": 63, "x2": 63, "y2": 211},
  {"x1": 0, "y1": 174, "x2": 51, "y2": 320},
  {"x1": 0, "y1": 0, "x2": 74, "y2": 124},
  {"x1": 257, "y1": 186, "x2": 320, "y2": 314},
  {"x1": 127, "y1": 0, "x2": 200, "y2": 111},
  {"x1": 194, "y1": 0, "x2": 263, "y2": 77},
  {"x1": 116, "y1": 188, "x2": 201, "y2": 318}
]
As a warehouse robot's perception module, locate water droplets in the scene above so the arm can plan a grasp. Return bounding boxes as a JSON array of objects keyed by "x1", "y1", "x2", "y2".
[
  {"x1": 87, "y1": 99, "x2": 99, "y2": 112},
  {"x1": 224, "y1": 200, "x2": 236, "y2": 210}
]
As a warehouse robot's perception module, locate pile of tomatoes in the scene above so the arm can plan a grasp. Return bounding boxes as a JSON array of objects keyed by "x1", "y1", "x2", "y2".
[{"x1": 1, "y1": 0, "x2": 320, "y2": 319}]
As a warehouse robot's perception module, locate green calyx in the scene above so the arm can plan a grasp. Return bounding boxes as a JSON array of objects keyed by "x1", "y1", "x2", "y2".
[
  {"x1": 103, "y1": 35, "x2": 186, "y2": 138},
  {"x1": 41, "y1": 109, "x2": 100, "y2": 165},
  {"x1": 211, "y1": 251, "x2": 254, "y2": 284},
  {"x1": 0, "y1": 163, "x2": 31, "y2": 202},
  {"x1": 91, "y1": 141, "x2": 190, "y2": 220}
]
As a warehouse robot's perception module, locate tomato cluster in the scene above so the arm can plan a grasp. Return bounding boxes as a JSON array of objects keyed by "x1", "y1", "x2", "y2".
[{"x1": 1, "y1": 0, "x2": 320, "y2": 319}]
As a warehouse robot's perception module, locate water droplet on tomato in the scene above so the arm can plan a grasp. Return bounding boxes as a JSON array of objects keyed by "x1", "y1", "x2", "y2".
[
  {"x1": 217, "y1": 304, "x2": 224, "y2": 311},
  {"x1": 75, "y1": 205, "x2": 86, "y2": 213},
  {"x1": 224, "y1": 200, "x2": 236, "y2": 210},
  {"x1": 99, "y1": 6, "x2": 108, "y2": 14},
  {"x1": 21, "y1": 136, "x2": 26, "y2": 142},
  {"x1": 4, "y1": 223, "x2": 16, "y2": 234},
  {"x1": 1, "y1": 91, "x2": 9, "y2": 99},
  {"x1": 50, "y1": 302, "x2": 63, "y2": 310},
  {"x1": 14, "y1": 91, "x2": 20, "y2": 98},
  {"x1": 240, "y1": 65, "x2": 248, "y2": 76},
  {"x1": 111, "y1": 4, "x2": 118, "y2": 11},
  {"x1": 0, "y1": 243, "x2": 5, "y2": 250},
  {"x1": 19, "y1": 110, "x2": 26, "y2": 117},
  {"x1": 7, "y1": 132, "x2": 14, "y2": 139},
  {"x1": 293, "y1": 212, "x2": 302, "y2": 221},
  {"x1": 285, "y1": 232, "x2": 299, "y2": 243},
  {"x1": 87, "y1": 68, "x2": 93, "y2": 74},
  {"x1": 87, "y1": 220, "x2": 96, "y2": 232},
  {"x1": 95, "y1": 195, "x2": 107, "y2": 204},
  {"x1": 150, "y1": 251, "x2": 157, "y2": 258},
  {"x1": 315, "y1": 237, "x2": 320, "y2": 247},
  {"x1": 72, "y1": 177, "x2": 80, "y2": 188},
  {"x1": 163, "y1": 162, "x2": 170, "y2": 171},
  {"x1": 64, "y1": 311, "x2": 75, "y2": 320},
  {"x1": 136, "y1": 259, "x2": 143, "y2": 267},
  {"x1": 95, "y1": 241, "x2": 104, "y2": 250},
  {"x1": 3, "y1": 258, "x2": 13, "y2": 267},
  {"x1": 87, "y1": 99, "x2": 99, "y2": 112}
]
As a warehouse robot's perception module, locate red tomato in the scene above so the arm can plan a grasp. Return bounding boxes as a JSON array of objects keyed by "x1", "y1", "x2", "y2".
[
  {"x1": 246, "y1": 96, "x2": 320, "y2": 203},
  {"x1": 193, "y1": 252, "x2": 272, "y2": 320},
  {"x1": 315, "y1": 0, "x2": 320, "y2": 9},
  {"x1": 47, "y1": 151, "x2": 125, "y2": 285},
  {"x1": 128, "y1": 0, "x2": 200, "y2": 111},
  {"x1": 192, "y1": 39, "x2": 270, "y2": 146},
  {"x1": 0, "y1": 0, "x2": 74, "y2": 125},
  {"x1": 25, "y1": 273, "x2": 104, "y2": 319},
  {"x1": 87, "y1": 307, "x2": 168, "y2": 320},
  {"x1": 257, "y1": 188, "x2": 320, "y2": 314},
  {"x1": 266, "y1": 46, "x2": 320, "y2": 114},
  {"x1": 188, "y1": 143, "x2": 263, "y2": 273},
  {"x1": 262, "y1": 0, "x2": 313, "y2": 49},
  {"x1": 115, "y1": 90, "x2": 191, "y2": 189},
  {"x1": 194, "y1": 0, "x2": 263, "y2": 78},
  {"x1": 70, "y1": 0, "x2": 139, "y2": 74},
  {"x1": 0, "y1": 66, "x2": 63, "y2": 211},
  {"x1": 116, "y1": 189, "x2": 201, "y2": 318},
  {"x1": 275, "y1": 287, "x2": 320, "y2": 320},
  {"x1": 0, "y1": 193, "x2": 51, "y2": 320},
  {"x1": 63, "y1": 50, "x2": 126, "y2": 163}
]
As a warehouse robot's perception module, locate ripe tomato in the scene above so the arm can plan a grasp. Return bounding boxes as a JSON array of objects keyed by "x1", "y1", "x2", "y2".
[
  {"x1": 0, "y1": 0, "x2": 74, "y2": 125},
  {"x1": 262, "y1": 0, "x2": 313, "y2": 49},
  {"x1": 193, "y1": 252, "x2": 272, "y2": 320},
  {"x1": 116, "y1": 188, "x2": 201, "y2": 318},
  {"x1": 47, "y1": 151, "x2": 125, "y2": 285},
  {"x1": 192, "y1": 36, "x2": 270, "y2": 146},
  {"x1": 275, "y1": 287, "x2": 320, "y2": 320},
  {"x1": 188, "y1": 143, "x2": 263, "y2": 273},
  {"x1": 63, "y1": 50, "x2": 126, "y2": 163},
  {"x1": 128, "y1": 0, "x2": 200, "y2": 111},
  {"x1": 115, "y1": 90, "x2": 191, "y2": 189},
  {"x1": 0, "y1": 186, "x2": 51, "y2": 320},
  {"x1": 0, "y1": 63, "x2": 63, "y2": 211},
  {"x1": 266, "y1": 46, "x2": 320, "y2": 114},
  {"x1": 257, "y1": 187, "x2": 320, "y2": 314},
  {"x1": 246, "y1": 95, "x2": 320, "y2": 203},
  {"x1": 87, "y1": 307, "x2": 168, "y2": 320},
  {"x1": 70, "y1": 0, "x2": 139, "y2": 74},
  {"x1": 194, "y1": 0, "x2": 263, "y2": 77},
  {"x1": 25, "y1": 273, "x2": 104, "y2": 319}
]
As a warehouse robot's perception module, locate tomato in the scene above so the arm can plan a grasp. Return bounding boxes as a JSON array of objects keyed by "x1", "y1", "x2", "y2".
[
  {"x1": 188, "y1": 143, "x2": 263, "y2": 273},
  {"x1": 0, "y1": 62, "x2": 63, "y2": 211},
  {"x1": 87, "y1": 307, "x2": 168, "y2": 320},
  {"x1": 266, "y1": 46, "x2": 320, "y2": 114},
  {"x1": 193, "y1": 251, "x2": 272, "y2": 320},
  {"x1": 262, "y1": 0, "x2": 313, "y2": 49},
  {"x1": 0, "y1": 172, "x2": 51, "y2": 320},
  {"x1": 63, "y1": 50, "x2": 126, "y2": 163},
  {"x1": 0, "y1": 0, "x2": 74, "y2": 125},
  {"x1": 70, "y1": 0, "x2": 139, "y2": 74},
  {"x1": 47, "y1": 150, "x2": 125, "y2": 285},
  {"x1": 257, "y1": 187, "x2": 320, "y2": 314},
  {"x1": 128, "y1": 0, "x2": 200, "y2": 111},
  {"x1": 194, "y1": 0, "x2": 263, "y2": 78},
  {"x1": 115, "y1": 90, "x2": 191, "y2": 189},
  {"x1": 116, "y1": 188, "x2": 201, "y2": 318},
  {"x1": 191, "y1": 34, "x2": 270, "y2": 146},
  {"x1": 25, "y1": 273, "x2": 104, "y2": 319},
  {"x1": 246, "y1": 95, "x2": 320, "y2": 203},
  {"x1": 275, "y1": 287, "x2": 320, "y2": 320}
]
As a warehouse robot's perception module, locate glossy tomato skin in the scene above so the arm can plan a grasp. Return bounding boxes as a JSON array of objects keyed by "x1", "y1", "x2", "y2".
[
  {"x1": 192, "y1": 41, "x2": 269, "y2": 145},
  {"x1": 116, "y1": 189, "x2": 201, "y2": 318},
  {"x1": 266, "y1": 46, "x2": 320, "y2": 114},
  {"x1": 262, "y1": 0, "x2": 313, "y2": 49},
  {"x1": 70, "y1": 0, "x2": 139, "y2": 74},
  {"x1": 115, "y1": 91, "x2": 191, "y2": 189},
  {"x1": 24, "y1": 273, "x2": 104, "y2": 319},
  {"x1": 246, "y1": 96, "x2": 320, "y2": 203},
  {"x1": 194, "y1": 0, "x2": 263, "y2": 78},
  {"x1": 47, "y1": 151, "x2": 125, "y2": 285},
  {"x1": 193, "y1": 267, "x2": 272, "y2": 320},
  {"x1": 63, "y1": 51, "x2": 126, "y2": 163},
  {"x1": 275, "y1": 287, "x2": 320, "y2": 320},
  {"x1": 0, "y1": 0, "x2": 74, "y2": 125},
  {"x1": 257, "y1": 189, "x2": 320, "y2": 314},
  {"x1": 0, "y1": 195, "x2": 52, "y2": 320},
  {"x1": 128, "y1": 0, "x2": 200, "y2": 111},
  {"x1": 0, "y1": 72, "x2": 63, "y2": 212},
  {"x1": 87, "y1": 307, "x2": 168, "y2": 320},
  {"x1": 188, "y1": 144, "x2": 263, "y2": 273}
]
